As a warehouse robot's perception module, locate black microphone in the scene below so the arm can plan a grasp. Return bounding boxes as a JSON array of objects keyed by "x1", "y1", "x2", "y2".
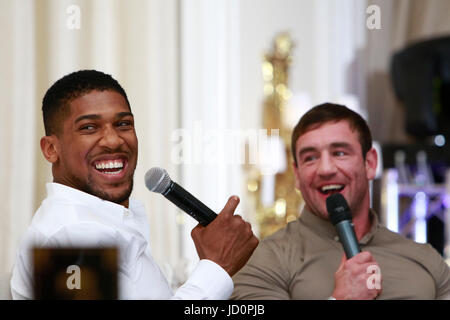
[
  {"x1": 145, "y1": 167, "x2": 217, "y2": 226},
  {"x1": 326, "y1": 193, "x2": 361, "y2": 259}
]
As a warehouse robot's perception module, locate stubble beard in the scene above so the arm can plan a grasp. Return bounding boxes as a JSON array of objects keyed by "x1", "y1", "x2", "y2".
[{"x1": 71, "y1": 171, "x2": 134, "y2": 205}]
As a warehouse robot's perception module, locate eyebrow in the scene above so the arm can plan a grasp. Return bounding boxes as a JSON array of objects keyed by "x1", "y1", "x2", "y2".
[
  {"x1": 297, "y1": 146, "x2": 317, "y2": 159},
  {"x1": 329, "y1": 142, "x2": 354, "y2": 151},
  {"x1": 74, "y1": 112, "x2": 134, "y2": 124},
  {"x1": 297, "y1": 142, "x2": 354, "y2": 158}
]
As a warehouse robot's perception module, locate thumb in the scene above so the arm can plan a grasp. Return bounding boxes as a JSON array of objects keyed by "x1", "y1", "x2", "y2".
[
  {"x1": 190, "y1": 223, "x2": 204, "y2": 240},
  {"x1": 219, "y1": 196, "x2": 240, "y2": 217},
  {"x1": 336, "y1": 253, "x2": 347, "y2": 272}
]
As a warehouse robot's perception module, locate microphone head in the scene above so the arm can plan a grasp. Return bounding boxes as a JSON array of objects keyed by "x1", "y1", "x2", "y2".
[
  {"x1": 145, "y1": 167, "x2": 172, "y2": 194},
  {"x1": 326, "y1": 193, "x2": 352, "y2": 225}
]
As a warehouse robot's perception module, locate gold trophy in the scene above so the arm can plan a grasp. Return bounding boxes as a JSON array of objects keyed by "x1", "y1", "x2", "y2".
[{"x1": 245, "y1": 33, "x2": 304, "y2": 239}]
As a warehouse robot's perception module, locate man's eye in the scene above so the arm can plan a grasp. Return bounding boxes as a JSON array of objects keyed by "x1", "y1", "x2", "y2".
[
  {"x1": 303, "y1": 155, "x2": 317, "y2": 163},
  {"x1": 117, "y1": 121, "x2": 133, "y2": 127},
  {"x1": 80, "y1": 125, "x2": 96, "y2": 131},
  {"x1": 334, "y1": 151, "x2": 346, "y2": 157}
]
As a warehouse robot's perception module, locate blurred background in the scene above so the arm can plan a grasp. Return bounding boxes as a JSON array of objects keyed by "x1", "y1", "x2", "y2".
[{"x1": 1, "y1": 0, "x2": 450, "y2": 289}]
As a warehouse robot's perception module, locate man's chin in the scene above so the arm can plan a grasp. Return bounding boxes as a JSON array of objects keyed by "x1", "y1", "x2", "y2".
[
  {"x1": 87, "y1": 181, "x2": 134, "y2": 206},
  {"x1": 99, "y1": 190, "x2": 132, "y2": 205}
]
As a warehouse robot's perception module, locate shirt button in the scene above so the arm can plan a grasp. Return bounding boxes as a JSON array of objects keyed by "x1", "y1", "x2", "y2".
[
  {"x1": 334, "y1": 236, "x2": 339, "y2": 242},
  {"x1": 124, "y1": 209, "x2": 130, "y2": 216}
]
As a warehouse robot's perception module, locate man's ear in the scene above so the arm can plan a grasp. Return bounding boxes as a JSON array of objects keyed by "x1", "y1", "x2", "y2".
[
  {"x1": 40, "y1": 135, "x2": 59, "y2": 163},
  {"x1": 292, "y1": 161, "x2": 301, "y2": 190},
  {"x1": 365, "y1": 147, "x2": 378, "y2": 180}
]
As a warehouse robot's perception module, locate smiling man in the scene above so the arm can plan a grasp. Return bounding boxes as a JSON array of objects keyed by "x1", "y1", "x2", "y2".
[
  {"x1": 10, "y1": 70, "x2": 258, "y2": 299},
  {"x1": 231, "y1": 103, "x2": 450, "y2": 300},
  {"x1": 43, "y1": 89, "x2": 137, "y2": 207}
]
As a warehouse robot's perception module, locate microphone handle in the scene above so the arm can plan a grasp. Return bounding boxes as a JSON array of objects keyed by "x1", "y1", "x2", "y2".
[
  {"x1": 335, "y1": 221, "x2": 361, "y2": 259},
  {"x1": 163, "y1": 181, "x2": 217, "y2": 226}
]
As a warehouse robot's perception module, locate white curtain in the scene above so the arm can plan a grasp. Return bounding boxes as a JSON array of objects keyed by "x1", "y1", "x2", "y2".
[
  {"x1": 0, "y1": 0, "x2": 37, "y2": 276},
  {"x1": 177, "y1": 0, "x2": 244, "y2": 273}
]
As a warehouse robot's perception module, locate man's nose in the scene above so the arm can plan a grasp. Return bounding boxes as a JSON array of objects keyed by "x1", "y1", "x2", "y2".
[
  {"x1": 98, "y1": 126, "x2": 124, "y2": 150},
  {"x1": 317, "y1": 153, "x2": 337, "y2": 177}
]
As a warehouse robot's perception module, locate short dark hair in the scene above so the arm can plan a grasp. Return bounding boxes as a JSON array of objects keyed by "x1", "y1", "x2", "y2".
[
  {"x1": 291, "y1": 103, "x2": 372, "y2": 165},
  {"x1": 42, "y1": 70, "x2": 130, "y2": 136}
]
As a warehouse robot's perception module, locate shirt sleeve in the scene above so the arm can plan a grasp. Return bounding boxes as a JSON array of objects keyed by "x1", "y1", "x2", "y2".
[
  {"x1": 230, "y1": 239, "x2": 291, "y2": 300},
  {"x1": 10, "y1": 250, "x2": 33, "y2": 300},
  {"x1": 432, "y1": 250, "x2": 450, "y2": 300},
  {"x1": 171, "y1": 259, "x2": 234, "y2": 300}
]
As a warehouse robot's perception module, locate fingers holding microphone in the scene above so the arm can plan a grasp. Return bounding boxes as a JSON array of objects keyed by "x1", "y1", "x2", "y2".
[
  {"x1": 191, "y1": 196, "x2": 259, "y2": 277},
  {"x1": 332, "y1": 251, "x2": 383, "y2": 300}
]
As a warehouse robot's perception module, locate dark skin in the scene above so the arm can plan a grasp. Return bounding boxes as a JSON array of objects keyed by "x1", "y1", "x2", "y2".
[
  {"x1": 40, "y1": 89, "x2": 258, "y2": 277},
  {"x1": 41, "y1": 90, "x2": 137, "y2": 208},
  {"x1": 192, "y1": 196, "x2": 259, "y2": 276}
]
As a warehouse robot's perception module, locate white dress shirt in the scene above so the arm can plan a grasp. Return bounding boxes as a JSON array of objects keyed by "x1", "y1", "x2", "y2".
[{"x1": 10, "y1": 183, "x2": 233, "y2": 300}]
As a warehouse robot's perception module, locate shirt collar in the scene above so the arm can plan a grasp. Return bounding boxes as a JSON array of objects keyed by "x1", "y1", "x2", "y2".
[
  {"x1": 46, "y1": 182, "x2": 136, "y2": 218},
  {"x1": 299, "y1": 207, "x2": 379, "y2": 245}
]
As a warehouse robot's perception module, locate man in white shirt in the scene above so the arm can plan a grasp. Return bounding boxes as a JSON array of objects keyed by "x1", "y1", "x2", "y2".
[{"x1": 11, "y1": 70, "x2": 259, "y2": 299}]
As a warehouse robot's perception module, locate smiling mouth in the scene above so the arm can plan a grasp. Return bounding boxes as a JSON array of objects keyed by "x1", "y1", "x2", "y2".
[
  {"x1": 319, "y1": 184, "x2": 344, "y2": 195},
  {"x1": 93, "y1": 159, "x2": 126, "y2": 175}
]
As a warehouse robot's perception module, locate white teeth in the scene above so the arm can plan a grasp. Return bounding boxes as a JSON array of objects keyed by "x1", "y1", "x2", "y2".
[
  {"x1": 103, "y1": 170, "x2": 122, "y2": 175},
  {"x1": 115, "y1": 161, "x2": 123, "y2": 168},
  {"x1": 114, "y1": 161, "x2": 123, "y2": 168},
  {"x1": 95, "y1": 160, "x2": 124, "y2": 170},
  {"x1": 321, "y1": 184, "x2": 344, "y2": 192}
]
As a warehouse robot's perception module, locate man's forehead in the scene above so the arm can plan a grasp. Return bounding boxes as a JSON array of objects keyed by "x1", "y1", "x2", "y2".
[
  {"x1": 67, "y1": 90, "x2": 130, "y2": 118},
  {"x1": 300, "y1": 120, "x2": 355, "y2": 137},
  {"x1": 295, "y1": 120, "x2": 358, "y2": 148}
]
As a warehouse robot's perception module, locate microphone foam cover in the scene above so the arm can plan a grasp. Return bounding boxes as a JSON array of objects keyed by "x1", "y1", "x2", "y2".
[
  {"x1": 145, "y1": 167, "x2": 172, "y2": 194},
  {"x1": 326, "y1": 193, "x2": 352, "y2": 225}
]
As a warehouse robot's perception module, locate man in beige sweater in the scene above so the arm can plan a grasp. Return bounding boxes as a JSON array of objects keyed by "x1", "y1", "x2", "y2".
[{"x1": 232, "y1": 103, "x2": 450, "y2": 300}]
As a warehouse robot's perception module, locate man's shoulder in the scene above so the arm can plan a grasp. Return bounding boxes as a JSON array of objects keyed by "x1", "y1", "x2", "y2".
[
  {"x1": 23, "y1": 195, "x2": 121, "y2": 247},
  {"x1": 264, "y1": 218, "x2": 301, "y2": 238},
  {"x1": 374, "y1": 223, "x2": 445, "y2": 263},
  {"x1": 32, "y1": 196, "x2": 102, "y2": 233},
  {"x1": 258, "y1": 219, "x2": 303, "y2": 253},
  {"x1": 375, "y1": 223, "x2": 430, "y2": 248}
]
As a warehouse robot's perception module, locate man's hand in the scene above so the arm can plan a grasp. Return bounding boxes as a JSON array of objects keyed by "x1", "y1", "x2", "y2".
[
  {"x1": 332, "y1": 251, "x2": 382, "y2": 300},
  {"x1": 191, "y1": 196, "x2": 259, "y2": 277}
]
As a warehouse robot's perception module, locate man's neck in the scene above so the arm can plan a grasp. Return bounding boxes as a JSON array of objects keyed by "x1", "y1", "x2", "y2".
[
  {"x1": 121, "y1": 199, "x2": 129, "y2": 208},
  {"x1": 52, "y1": 180, "x2": 130, "y2": 209},
  {"x1": 352, "y1": 209, "x2": 373, "y2": 241}
]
